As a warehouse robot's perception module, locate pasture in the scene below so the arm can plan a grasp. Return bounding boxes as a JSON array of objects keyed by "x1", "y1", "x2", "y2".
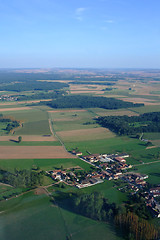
[
  {"x1": 0, "y1": 158, "x2": 91, "y2": 172},
  {"x1": 65, "y1": 136, "x2": 147, "y2": 155},
  {"x1": 0, "y1": 192, "x2": 123, "y2": 240},
  {"x1": 49, "y1": 109, "x2": 99, "y2": 132},
  {"x1": 57, "y1": 127, "x2": 115, "y2": 142},
  {"x1": 4, "y1": 108, "x2": 51, "y2": 135},
  {"x1": 131, "y1": 161, "x2": 160, "y2": 184}
]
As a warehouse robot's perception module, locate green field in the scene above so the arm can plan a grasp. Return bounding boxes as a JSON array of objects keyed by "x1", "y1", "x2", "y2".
[
  {"x1": 131, "y1": 161, "x2": 160, "y2": 184},
  {"x1": 0, "y1": 158, "x2": 92, "y2": 172},
  {"x1": 49, "y1": 110, "x2": 99, "y2": 132},
  {"x1": 5, "y1": 109, "x2": 51, "y2": 135},
  {"x1": 0, "y1": 141, "x2": 61, "y2": 146},
  {"x1": 0, "y1": 192, "x2": 123, "y2": 240},
  {"x1": 143, "y1": 132, "x2": 160, "y2": 140},
  {"x1": 0, "y1": 122, "x2": 9, "y2": 135},
  {"x1": 129, "y1": 105, "x2": 160, "y2": 114},
  {"x1": 65, "y1": 136, "x2": 146, "y2": 154}
]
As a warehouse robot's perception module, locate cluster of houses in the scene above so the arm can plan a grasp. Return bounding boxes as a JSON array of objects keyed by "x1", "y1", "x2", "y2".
[
  {"x1": 122, "y1": 173, "x2": 148, "y2": 191},
  {"x1": 121, "y1": 173, "x2": 160, "y2": 218},
  {"x1": 0, "y1": 94, "x2": 17, "y2": 101},
  {"x1": 82, "y1": 153, "x2": 132, "y2": 180},
  {"x1": 145, "y1": 186, "x2": 160, "y2": 218},
  {"x1": 46, "y1": 168, "x2": 104, "y2": 189}
]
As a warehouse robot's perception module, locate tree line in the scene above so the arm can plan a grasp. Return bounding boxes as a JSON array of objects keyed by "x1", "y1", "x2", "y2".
[
  {"x1": 71, "y1": 192, "x2": 159, "y2": 240},
  {"x1": 0, "y1": 114, "x2": 20, "y2": 133},
  {"x1": 46, "y1": 95, "x2": 144, "y2": 109},
  {"x1": 16, "y1": 90, "x2": 65, "y2": 101},
  {"x1": 96, "y1": 112, "x2": 160, "y2": 135},
  {"x1": 0, "y1": 81, "x2": 69, "y2": 92},
  {"x1": 0, "y1": 168, "x2": 44, "y2": 188}
]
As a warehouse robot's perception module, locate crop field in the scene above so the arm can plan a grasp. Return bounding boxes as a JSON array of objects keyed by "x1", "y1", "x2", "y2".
[
  {"x1": 0, "y1": 135, "x2": 57, "y2": 141},
  {"x1": 57, "y1": 127, "x2": 115, "y2": 141},
  {"x1": 0, "y1": 141, "x2": 61, "y2": 146},
  {"x1": 129, "y1": 104, "x2": 160, "y2": 114},
  {"x1": 4, "y1": 108, "x2": 51, "y2": 135},
  {"x1": 65, "y1": 137, "x2": 147, "y2": 155},
  {"x1": 0, "y1": 192, "x2": 123, "y2": 240},
  {"x1": 0, "y1": 158, "x2": 92, "y2": 172},
  {"x1": 0, "y1": 146, "x2": 76, "y2": 159},
  {"x1": 90, "y1": 108, "x2": 139, "y2": 116},
  {"x1": 49, "y1": 110, "x2": 99, "y2": 132}
]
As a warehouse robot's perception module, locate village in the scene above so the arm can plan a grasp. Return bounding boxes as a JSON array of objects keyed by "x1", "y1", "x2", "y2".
[{"x1": 46, "y1": 150, "x2": 160, "y2": 218}]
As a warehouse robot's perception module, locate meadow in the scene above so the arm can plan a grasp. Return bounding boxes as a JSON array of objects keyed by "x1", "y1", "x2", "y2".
[{"x1": 0, "y1": 192, "x2": 123, "y2": 240}]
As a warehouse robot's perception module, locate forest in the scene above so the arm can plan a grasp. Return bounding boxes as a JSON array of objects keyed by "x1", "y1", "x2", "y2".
[
  {"x1": 16, "y1": 90, "x2": 65, "y2": 101},
  {"x1": 96, "y1": 112, "x2": 160, "y2": 135},
  {"x1": 45, "y1": 95, "x2": 144, "y2": 109},
  {"x1": 0, "y1": 168, "x2": 44, "y2": 188},
  {"x1": 69, "y1": 81, "x2": 115, "y2": 85},
  {"x1": 71, "y1": 192, "x2": 159, "y2": 240},
  {"x1": 0, "y1": 114, "x2": 20, "y2": 133},
  {"x1": 0, "y1": 81, "x2": 69, "y2": 92}
]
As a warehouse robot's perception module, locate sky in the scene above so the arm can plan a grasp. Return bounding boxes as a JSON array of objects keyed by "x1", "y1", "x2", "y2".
[{"x1": 0, "y1": 0, "x2": 160, "y2": 68}]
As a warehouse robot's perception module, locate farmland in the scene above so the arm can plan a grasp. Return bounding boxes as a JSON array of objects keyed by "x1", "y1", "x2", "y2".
[{"x1": 0, "y1": 69, "x2": 159, "y2": 240}]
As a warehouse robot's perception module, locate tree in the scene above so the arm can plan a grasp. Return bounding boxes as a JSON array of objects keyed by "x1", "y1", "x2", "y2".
[{"x1": 18, "y1": 136, "x2": 22, "y2": 143}]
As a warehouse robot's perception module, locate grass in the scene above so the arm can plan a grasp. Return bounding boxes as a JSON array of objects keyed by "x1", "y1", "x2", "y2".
[
  {"x1": 131, "y1": 162, "x2": 160, "y2": 184},
  {"x1": 15, "y1": 120, "x2": 51, "y2": 135},
  {"x1": 129, "y1": 105, "x2": 160, "y2": 114},
  {"x1": 65, "y1": 136, "x2": 147, "y2": 155},
  {"x1": 78, "y1": 180, "x2": 128, "y2": 205},
  {"x1": 0, "y1": 122, "x2": 9, "y2": 135},
  {"x1": 0, "y1": 192, "x2": 123, "y2": 240},
  {"x1": 0, "y1": 158, "x2": 92, "y2": 172},
  {"x1": 49, "y1": 110, "x2": 99, "y2": 132},
  {"x1": 4, "y1": 108, "x2": 51, "y2": 135},
  {"x1": 0, "y1": 141, "x2": 61, "y2": 146},
  {"x1": 143, "y1": 132, "x2": 160, "y2": 140}
]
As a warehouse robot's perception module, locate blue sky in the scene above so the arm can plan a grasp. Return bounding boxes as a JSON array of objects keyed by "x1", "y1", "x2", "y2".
[{"x1": 0, "y1": 0, "x2": 160, "y2": 68}]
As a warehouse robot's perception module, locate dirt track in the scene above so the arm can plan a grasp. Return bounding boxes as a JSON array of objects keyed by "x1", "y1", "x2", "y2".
[{"x1": 0, "y1": 146, "x2": 76, "y2": 159}]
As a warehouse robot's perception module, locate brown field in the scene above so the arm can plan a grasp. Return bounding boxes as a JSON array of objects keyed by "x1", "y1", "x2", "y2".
[
  {"x1": 48, "y1": 109, "x2": 87, "y2": 113},
  {"x1": 57, "y1": 127, "x2": 115, "y2": 141},
  {"x1": 151, "y1": 140, "x2": 160, "y2": 147},
  {"x1": 0, "y1": 135, "x2": 57, "y2": 142},
  {"x1": 0, "y1": 146, "x2": 76, "y2": 159},
  {"x1": 34, "y1": 188, "x2": 48, "y2": 195},
  {"x1": 0, "y1": 107, "x2": 32, "y2": 112}
]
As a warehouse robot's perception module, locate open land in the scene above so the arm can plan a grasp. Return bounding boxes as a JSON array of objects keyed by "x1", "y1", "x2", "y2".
[
  {"x1": 0, "y1": 69, "x2": 160, "y2": 240},
  {"x1": 0, "y1": 146, "x2": 76, "y2": 159},
  {"x1": 57, "y1": 127, "x2": 115, "y2": 141}
]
